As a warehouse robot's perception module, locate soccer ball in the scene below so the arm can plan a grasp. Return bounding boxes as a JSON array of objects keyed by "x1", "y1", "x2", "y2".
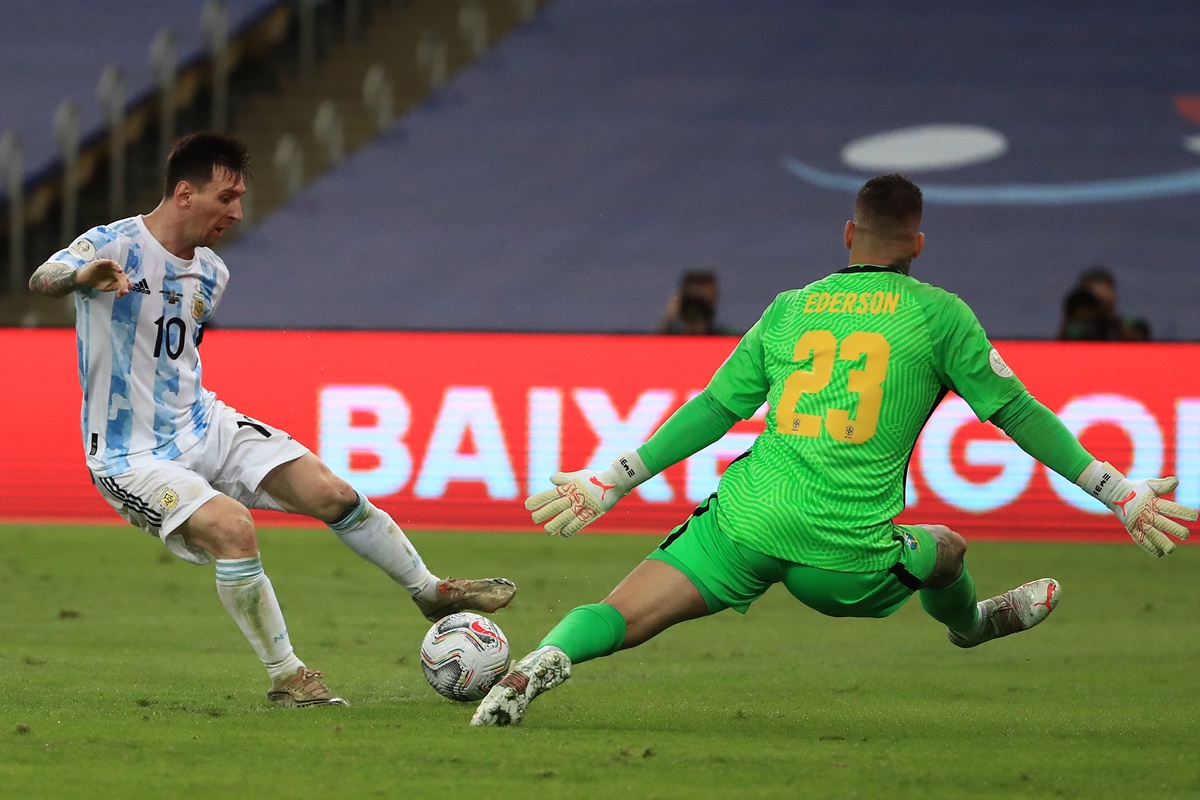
[{"x1": 419, "y1": 612, "x2": 510, "y2": 701}]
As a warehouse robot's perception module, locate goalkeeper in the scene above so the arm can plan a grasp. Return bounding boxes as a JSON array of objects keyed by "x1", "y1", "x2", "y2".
[{"x1": 472, "y1": 174, "x2": 1197, "y2": 727}]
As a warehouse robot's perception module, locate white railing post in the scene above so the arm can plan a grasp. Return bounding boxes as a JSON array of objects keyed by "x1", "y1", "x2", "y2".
[
  {"x1": 459, "y1": 0, "x2": 488, "y2": 59},
  {"x1": 416, "y1": 30, "x2": 447, "y2": 92},
  {"x1": 273, "y1": 134, "x2": 304, "y2": 199},
  {"x1": 313, "y1": 101, "x2": 345, "y2": 166},
  {"x1": 53, "y1": 100, "x2": 82, "y2": 244},
  {"x1": 0, "y1": 132, "x2": 24, "y2": 293},
  {"x1": 362, "y1": 64, "x2": 395, "y2": 132},
  {"x1": 97, "y1": 65, "x2": 127, "y2": 217},
  {"x1": 202, "y1": 0, "x2": 230, "y2": 131},
  {"x1": 149, "y1": 28, "x2": 179, "y2": 166}
]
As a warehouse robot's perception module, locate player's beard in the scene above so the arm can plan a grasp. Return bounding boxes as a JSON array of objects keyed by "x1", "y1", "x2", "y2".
[{"x1": 203, "y1": 225, "x2": 227, "y2": 247}]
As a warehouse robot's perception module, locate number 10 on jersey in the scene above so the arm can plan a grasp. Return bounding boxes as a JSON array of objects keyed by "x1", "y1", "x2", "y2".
[{"x1": 776, "y1": 330, "x2": 890, "y2": 444}]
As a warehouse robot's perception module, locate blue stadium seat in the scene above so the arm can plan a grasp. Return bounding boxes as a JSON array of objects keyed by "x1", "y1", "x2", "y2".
[
  {"x1": 165, "y1": 1, "x2": 1200, "y2": 339},
  {"x1": 0, "y1": 0, "x2": 280, "y2": 194}
]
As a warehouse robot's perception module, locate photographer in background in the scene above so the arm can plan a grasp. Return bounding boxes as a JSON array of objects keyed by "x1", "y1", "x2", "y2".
[
  {"x1": 1057, "y1": 286, "x2": 1109, "y2": 341},
  {"x1": 1057, "y1": 266, "x2": 1152, "y2": 341},
  {"x1": 657, "y1": 269, "x2": 726, "y2": 335}
]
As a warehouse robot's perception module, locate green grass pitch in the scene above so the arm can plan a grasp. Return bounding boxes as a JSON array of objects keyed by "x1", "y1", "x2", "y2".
[{"x1": 1, "y1": 524, "x2": 1198, "y2": 799}]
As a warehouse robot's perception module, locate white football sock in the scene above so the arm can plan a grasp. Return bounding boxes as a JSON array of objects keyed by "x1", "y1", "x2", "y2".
[
  {"x1": 950, "y1": 603, "x2": 986, "y2": 638},
  {"x1": 329, "y1": 493, "x2": 440, "y2": 597},
  {"x1": 215, "y1": 556, "x2": 304, "y2": 680}
]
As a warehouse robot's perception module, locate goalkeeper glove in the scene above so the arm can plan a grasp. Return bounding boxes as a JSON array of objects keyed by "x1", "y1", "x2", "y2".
[
  {"x1": 1075, "y1": 460, "x2": 1198, "y2": 558},
  {"x1": 525, "y1": 450, "x2": 653, "y2": 538}
]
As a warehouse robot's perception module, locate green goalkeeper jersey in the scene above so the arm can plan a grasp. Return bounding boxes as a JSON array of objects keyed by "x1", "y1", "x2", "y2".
[{"x1": 707, "y1": 265, "x2": 1026, "y2": 572}]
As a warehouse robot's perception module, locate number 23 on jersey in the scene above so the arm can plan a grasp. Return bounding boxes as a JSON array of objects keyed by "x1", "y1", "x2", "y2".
[{"x1": 775, "y1": 329, "x2": 890, "y2": 444}]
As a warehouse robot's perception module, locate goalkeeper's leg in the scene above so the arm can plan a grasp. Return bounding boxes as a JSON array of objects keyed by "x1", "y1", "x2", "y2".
[
  {"x1": 915, "y1": 524, "x2": 1061, "y2": 647},
  {"x1": 917, "y1": 524, "x2": 980, "y2": 631},
  {"x1": 471, "y1": 560, "x2": 711, "y2": 727}
]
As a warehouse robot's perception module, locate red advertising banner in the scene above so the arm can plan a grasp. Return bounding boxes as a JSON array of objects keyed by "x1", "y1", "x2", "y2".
[{"x1": 4, "y1": 329, "x2": 1198, "y2": 543}]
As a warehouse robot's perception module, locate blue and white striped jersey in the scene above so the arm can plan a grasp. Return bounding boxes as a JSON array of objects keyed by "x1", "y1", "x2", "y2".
[{"x1": 50, "y1": 216, "x2": 230, "y2": 476}]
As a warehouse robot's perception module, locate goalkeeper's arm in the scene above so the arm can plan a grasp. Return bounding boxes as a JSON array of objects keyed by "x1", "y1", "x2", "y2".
[
  {"x1": 525, "y1": 390, "x2": 742, "y2": 538},
  {"x1": 990, "y1": 391, "x2": 1197, "y2": 557}
]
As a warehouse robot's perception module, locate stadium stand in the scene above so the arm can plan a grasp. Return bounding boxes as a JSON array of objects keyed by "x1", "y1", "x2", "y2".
[
  {"x1": 0, "y1": 0, "x2": 280, "y2": 199},
  {"x1": 3, "y1": 0, "x2": 1198, "y2": 339},
  {"x1": 0, "y1": 0, "x2": 541, "y2": 325},
  {"x1": 211, "y1": 0, "x2": 1200, "y2": 340},
  {"x1": 0, "y1": 0, "x2": 289, "y2": 323}
]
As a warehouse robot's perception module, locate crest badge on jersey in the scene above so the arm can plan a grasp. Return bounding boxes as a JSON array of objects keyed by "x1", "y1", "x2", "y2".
[
  {"x1": 900, "y1": 530, "x2": 920, "y2": 550},
  {"x1": 988, "y1": 347, "x2": 1014, "y2": 378},
  {"x1": 191, "y1": 295, "x2": 207, "y2": 321},
  {"x1": 68, "y1": 237, "x2": 97, "y2": 262},
  {"x1": 157, "y1": 488, "x2": 180, "y2": 511}
]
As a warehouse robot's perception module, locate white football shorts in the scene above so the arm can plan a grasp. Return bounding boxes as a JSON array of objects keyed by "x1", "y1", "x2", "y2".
[{"x1": 91, "y1": 400, "x2": 310, "y2": 565}]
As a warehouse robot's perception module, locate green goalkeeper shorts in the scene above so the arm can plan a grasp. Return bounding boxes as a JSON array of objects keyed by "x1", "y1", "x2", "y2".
[{"x1": 646, "y1": 493, "x2": 938, "y2": 616}]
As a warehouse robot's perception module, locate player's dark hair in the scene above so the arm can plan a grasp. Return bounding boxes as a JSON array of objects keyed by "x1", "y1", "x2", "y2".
[
  {"x1": 163, "y1": 132, "x2": 251, "y2": 196},
  {"x1": 854, "y1": 174, "x2": 923, "y2": 238}
]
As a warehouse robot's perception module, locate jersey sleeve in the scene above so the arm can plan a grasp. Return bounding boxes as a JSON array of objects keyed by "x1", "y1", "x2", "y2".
[
  {"x1": 704, "y1": 297, "x2": 777, "y2": 419},
  {"x1": 47, "y1": 226, "x2": 123, "y2": 271},
  {"x1": 991, "y1": 390, "x2": 1095, "y2": 481},
  {"x1": 637, "y1": 389, "x2": 742, "y2": 474},
  {"x1": 926, "y1": 292, "x2": 1025, "y2": 422}
]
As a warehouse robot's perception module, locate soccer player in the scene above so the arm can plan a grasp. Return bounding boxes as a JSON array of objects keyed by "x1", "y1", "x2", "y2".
[
  {"x1": 28, "y1": 132, "x2": 516, "y2": 708},
  {"x1": 471, "y1": 173, "x2": 1198, "y2": 727}
]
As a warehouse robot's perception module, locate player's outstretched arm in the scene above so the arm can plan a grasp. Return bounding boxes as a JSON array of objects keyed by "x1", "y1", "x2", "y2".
[
  {"x1": 525, "y1": 450, "x2": 653, "y2": 538},
  {"x1": 1074, "y1": 461, "x2": 1197, "y2": 558},
  {"x1": 29, "y1": 259, "x2": 131, "y2": 298},
  {"x1": 28, "y1": 262, "x2": 82, "y2": 298},
  {"x1": 525, "y1": 389, "x2": 743, "y2": 538},
  {"x1": 991, "y1": 392, "x2": 1197, "y2": 556}
]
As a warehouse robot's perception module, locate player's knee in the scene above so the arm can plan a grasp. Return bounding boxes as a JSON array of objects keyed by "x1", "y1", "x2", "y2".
[
  {"x1": 930, "y1": 525, "x2": 967, "y2": 558},
  {"x1": 206, "y1": 508, "x2": 259, "y2": 558},
  {"x1": 924, "y1": 525, "x2": 967, "y2": 589},
  {"x1": 320, "y1": 474, "x2": 360, "y2": 521},
  {"x1": 332, "y1": 475, "x2": 359, "y2": 508}
]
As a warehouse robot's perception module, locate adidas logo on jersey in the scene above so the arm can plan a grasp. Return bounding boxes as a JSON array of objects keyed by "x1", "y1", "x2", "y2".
[{"x1": 131, "y1": 279, "x2": 150, "y2": 295}]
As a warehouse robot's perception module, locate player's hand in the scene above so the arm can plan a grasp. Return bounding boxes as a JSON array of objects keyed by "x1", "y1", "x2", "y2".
[
  {"x1": 79, "y1": 259, "x2": 132, "y2": 297},
  {"x1": 1108, "y1": 476, "x2": 1197, "y2": 557},
  {"x1": 524, "y1": 468, "x2": 620, "y2": 539},
  {"x1": 1077, "y1": 461, "x2": 1198, "y2": 557},
  {"x1": 524, "y1": 450, "x2": 652, "y2": 539}
]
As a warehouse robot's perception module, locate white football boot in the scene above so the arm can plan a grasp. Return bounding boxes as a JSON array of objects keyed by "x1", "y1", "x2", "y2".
[
  {"x1": 470, "y1": 647, "x2": 571, "y2": 726},
  {"x1": 266, "y1": 667, "x2": 350, "y2": 708},
  {"x1": 413, "y1": 577, "x2": 517, "y2": 622},
  {"x1": 947, "y1": 578, "x2": 1061, "y2": 648}
]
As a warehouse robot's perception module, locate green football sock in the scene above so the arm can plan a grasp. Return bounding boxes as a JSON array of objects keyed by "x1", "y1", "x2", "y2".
[
  {"x1": 919, "y1": 563, "x2": 979, "y2": 632},
  {"x1": 538, "y1": 603, "x2": 627, "y2": 665}
]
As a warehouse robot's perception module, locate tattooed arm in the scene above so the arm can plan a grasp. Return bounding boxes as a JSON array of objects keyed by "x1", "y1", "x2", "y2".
[
  {"x1": 28, "y1": 262, "x2": 81, "y2": 298},
  {"x1": 28, "y1": 259, "x2": 131, "y2": 298}
]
